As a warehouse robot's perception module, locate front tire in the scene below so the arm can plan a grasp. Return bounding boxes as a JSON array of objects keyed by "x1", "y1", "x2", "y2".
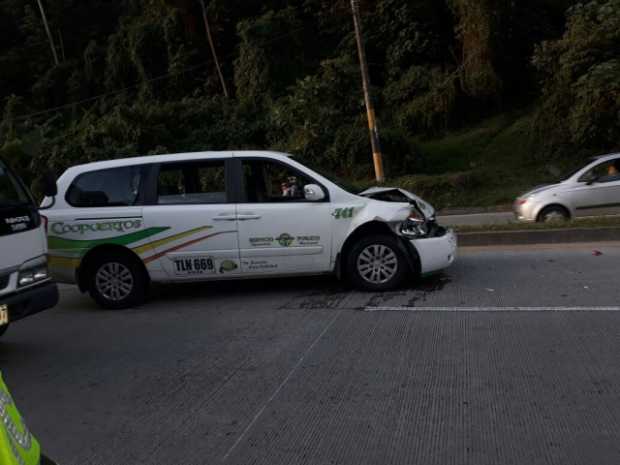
[
  {"x1": 88, "y1": 254, "x2": 147, "y2": 310},
  {"x1": 347, "y1": 234, "x2": 409, "y2": 292},
  {"x1": 0, "y1": 324, "x2": 8, "y2": 338},
  {"x1": 538, "y1": 205, "x2": 570, "y2": 223}
]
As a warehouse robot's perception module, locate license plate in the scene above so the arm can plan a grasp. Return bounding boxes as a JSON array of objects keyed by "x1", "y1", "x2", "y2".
[
  {"x1": 173, "y1": 256, "x2": 216, "y2": 276},
  {"x1": 0, "y1": 304, "x2": 8, "y2": 326}
]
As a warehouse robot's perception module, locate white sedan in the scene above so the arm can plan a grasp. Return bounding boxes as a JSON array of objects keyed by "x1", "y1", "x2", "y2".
[{"x1": 515, "y1": 153, "x2": 620, "y2": 222}]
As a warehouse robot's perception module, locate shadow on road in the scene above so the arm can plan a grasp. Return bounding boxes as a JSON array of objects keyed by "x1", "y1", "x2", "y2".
[{"x1": 148, "y1": 273, "x2": 453, "y2": 309}]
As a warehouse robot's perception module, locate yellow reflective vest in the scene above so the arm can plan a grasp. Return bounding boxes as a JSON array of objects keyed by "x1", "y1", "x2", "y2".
[{"x1": 0, "y1": 373, "x2": 41, "y2": 465}]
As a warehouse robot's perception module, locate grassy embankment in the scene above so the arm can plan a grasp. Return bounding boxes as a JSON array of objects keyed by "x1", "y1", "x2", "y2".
[
  {"x1": 377, "y1": 110, "x2": 574, "y2": 209},
  {"x1": 454, "y1": 216, "x2": 620, "y2": 233}
]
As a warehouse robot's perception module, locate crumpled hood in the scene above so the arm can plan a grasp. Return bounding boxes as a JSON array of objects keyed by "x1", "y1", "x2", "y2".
[{"x1": 359, "y1": 187, "x2": 436, "y2": 219}]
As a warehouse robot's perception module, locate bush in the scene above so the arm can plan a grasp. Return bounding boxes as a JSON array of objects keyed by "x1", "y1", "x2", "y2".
[
  {"x1": 394, "y1": 170, "x2": 486, "y2": 208},
  {"x1": 267, "y1": 56, "x2": 373, "y2": 176},
  {"x1": 384, "y1": 65, "x2": 458, "y2": 134}
]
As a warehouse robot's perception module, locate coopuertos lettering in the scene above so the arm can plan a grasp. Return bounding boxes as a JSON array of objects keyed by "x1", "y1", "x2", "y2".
[{"x1": 51, "y1": 220, "x2": 142, "y2": 235}]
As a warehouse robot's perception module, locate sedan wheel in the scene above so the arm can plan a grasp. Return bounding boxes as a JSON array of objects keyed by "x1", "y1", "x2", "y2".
[{"x1": 538, "y1": 206, "x2": 570, "y2": 223}]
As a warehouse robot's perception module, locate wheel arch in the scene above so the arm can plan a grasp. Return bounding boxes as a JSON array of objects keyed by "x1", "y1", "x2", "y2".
[
  {"x1": 337, "y1": 220, "x2": 419, "y2": 278},
  {"x1": 535, "y1": 203, "x2": 572, "y2": 222},
  {"x1": 77, "y1": 244, "x2": 149, "y2": 292}
]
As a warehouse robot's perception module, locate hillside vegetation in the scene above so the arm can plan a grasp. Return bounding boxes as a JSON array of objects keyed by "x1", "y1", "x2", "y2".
[{"x1": 1, "y1": 0, "x2": 619, "y2": 207}]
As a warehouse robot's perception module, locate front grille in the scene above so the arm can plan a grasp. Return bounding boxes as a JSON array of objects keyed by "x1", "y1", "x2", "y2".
[{"x1": 0, "y1": 274, "x2": 9, "y2": 291}]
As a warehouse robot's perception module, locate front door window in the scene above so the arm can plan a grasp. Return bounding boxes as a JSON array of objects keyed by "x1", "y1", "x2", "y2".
[{"x1": 242, "y1": 159, "x2": 314, "y2": 203}]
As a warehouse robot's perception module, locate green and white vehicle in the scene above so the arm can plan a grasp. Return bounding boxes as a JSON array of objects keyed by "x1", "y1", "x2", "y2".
[{"x1": 43, "y1": 151, "x2": 457, "y2": 309}]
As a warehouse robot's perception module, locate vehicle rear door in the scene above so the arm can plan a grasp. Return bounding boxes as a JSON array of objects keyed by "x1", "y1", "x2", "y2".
[
  {"x1": 142, "y1": 158, "x2": 241, "y2": 280},
  {"x1": 234, "y1": 157, "x2": 332, "y2": 276},
  {"x1": 47, "y1": 165, "x2": 147, "y2": 283}
]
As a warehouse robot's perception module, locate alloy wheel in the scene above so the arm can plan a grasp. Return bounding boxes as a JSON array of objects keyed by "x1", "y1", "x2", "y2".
[
  {"x1": 95, "y1": 262, "x2": 134, "y2": 302},
  {"x1": 356, "y1": 244, "x2": 399, "y2": 285}
]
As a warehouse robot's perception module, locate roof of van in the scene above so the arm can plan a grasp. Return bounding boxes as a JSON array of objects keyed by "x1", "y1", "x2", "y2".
[{"x1": 61, "y1": 150, "x2": 293, "y2": 174}]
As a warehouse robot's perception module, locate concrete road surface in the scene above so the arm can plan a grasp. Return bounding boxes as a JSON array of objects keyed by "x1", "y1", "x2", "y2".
[
  {"x1": 438, "y1": 211, "x2": 515, "y2": 226},
  {"x1": 2, "y1": 242, "x2": 620, "y2": 465}
]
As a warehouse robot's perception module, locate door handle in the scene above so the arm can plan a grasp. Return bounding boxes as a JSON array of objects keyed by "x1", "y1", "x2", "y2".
[
  {"x1": 214, "y1": 215, "x2": 237, "y2": 221},
  {"x1": 237, "y1": 214, "x2": 261, "y2": 221}
]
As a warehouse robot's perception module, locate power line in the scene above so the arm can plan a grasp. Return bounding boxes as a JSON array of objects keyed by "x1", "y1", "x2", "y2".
[
  {"x1": 14, "y1": 61, "x2": 211, "y2": 121},
  {"x1": 13, "y1": 24, "x2": 309, "y2": 122},
  {"x1": 199, "y1": 0, "x2": 229, "y2": 98},
  {"x1": 36, "y1": 0, "x2": 59, "y2": 66}
]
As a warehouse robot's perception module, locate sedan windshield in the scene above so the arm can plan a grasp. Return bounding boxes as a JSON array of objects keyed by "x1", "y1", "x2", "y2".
[
  {"x1": 559, "y1": 157, "x2": 600, "y2": 181},
  {"x1": 0, "y1": 160, "x2": 33, "y2": 208}
]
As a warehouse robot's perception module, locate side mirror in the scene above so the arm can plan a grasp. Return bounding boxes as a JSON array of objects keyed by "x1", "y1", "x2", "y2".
[
  {"x1": 586, "y1": 176, "x2": 598, "y2": 186},
  {"x1": 41, "y1": 171, "x2": 58, "y2": 197},
  {"x1": 304, "y1": 184, "x2": 326, "y2": 202},
  {"x1": 36, "y1": 171, "x2": 57, "y2": 210}
]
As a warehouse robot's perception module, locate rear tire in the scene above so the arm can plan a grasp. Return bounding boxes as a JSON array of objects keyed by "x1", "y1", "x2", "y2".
[
  {"x1": 537, "y1": 205, "x2": 570, "y2": 223},
  {"x1": 88, "y1": 253, "x2": 147, "y2": 310},
  {"x1": 347, "y1": 234, "x2": 409, "y2": 292}
]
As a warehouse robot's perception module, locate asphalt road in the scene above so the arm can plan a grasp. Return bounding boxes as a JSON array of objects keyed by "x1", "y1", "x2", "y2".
[
  {"x1": 437, "y1": 211, "x2": 515, "y2": 226},
  {"x1": 2, "y1": 242, "x2": 620, "y2": 465}
]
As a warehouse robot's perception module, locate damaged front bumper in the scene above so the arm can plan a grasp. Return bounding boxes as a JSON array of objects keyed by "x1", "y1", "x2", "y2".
[
  {"x1": 358, "y1": 186, "x2": 457, "y2": 274},
  {"x1": 410, "y1": 227, "x2": 457, "y2": 275}
]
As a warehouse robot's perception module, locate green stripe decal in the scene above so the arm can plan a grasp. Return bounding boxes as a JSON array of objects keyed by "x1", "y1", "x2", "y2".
[{"x1": 48, "y1": 227, "x2": 170, "y2": 250}]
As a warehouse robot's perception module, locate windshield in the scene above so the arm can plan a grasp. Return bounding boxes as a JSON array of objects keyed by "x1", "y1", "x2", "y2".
[
  {"x1": 0, "y1": 160, "x2": 33, "y2": 208},
  {"x1": 290, "y1": 157, "x2": 360, "y2": 194},
  {"x1": 558, "y1": 158, "x2": 598, "y2": 181}
]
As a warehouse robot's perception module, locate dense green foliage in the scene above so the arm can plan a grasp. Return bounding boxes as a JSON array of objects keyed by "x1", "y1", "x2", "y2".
[
  {"x1": 1, "y1": 0, "x2": 619, "y2": 206},
  {"x1": 533, "y1": 0, "x2": 620, "y2": 157}
]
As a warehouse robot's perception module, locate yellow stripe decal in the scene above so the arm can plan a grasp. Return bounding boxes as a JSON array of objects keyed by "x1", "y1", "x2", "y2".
[
  {"x1": 132, "y1": 225, "x2": 213, "y2": 255},
  {"x1": 48, "y1": 255, "x2": 81, "y2": 269},
  {"x1": 49, "y1": 225, "x2": 215, "y2": 270}
]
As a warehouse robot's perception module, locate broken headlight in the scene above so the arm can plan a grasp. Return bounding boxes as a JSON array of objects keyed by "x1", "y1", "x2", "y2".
[{"x1": 400, "y1": 207, "x2": 430, "y2": 238}]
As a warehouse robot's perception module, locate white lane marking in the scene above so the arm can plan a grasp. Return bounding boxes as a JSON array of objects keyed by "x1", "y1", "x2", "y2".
[
  {"x1": 222, "y1": 309, "x2": 343, "y2": 461},
  {"x1": 365, "y1": 306, "x2": 620, "y2": 312}
]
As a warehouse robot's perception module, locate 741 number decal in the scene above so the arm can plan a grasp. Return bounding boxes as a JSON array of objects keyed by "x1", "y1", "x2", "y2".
[{"x1": 332, "y1": 207, "x2": 355, "y2": 220}]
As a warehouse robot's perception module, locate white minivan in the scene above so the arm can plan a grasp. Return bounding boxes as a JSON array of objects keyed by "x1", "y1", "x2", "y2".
[
  {"x1": 0, "y1": 159, "x2": 59, "y2": 337},
  {"x1": 44, "y1": 151, "x2": 456, "y2": 309}
]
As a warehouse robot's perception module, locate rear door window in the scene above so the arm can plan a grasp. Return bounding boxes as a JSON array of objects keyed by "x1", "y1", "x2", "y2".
[
  {"x1": 157, "y1": 160, "x2": 228, "y2": 204},
  {"x1": 66, "y1": 166, "x2": 144, "y2": 207}
]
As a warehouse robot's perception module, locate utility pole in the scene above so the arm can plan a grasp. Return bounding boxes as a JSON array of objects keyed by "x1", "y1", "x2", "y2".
[
  {"x1": 199, "y1": 0, "x2": 229, "y2": 98},
  {"x1": 351, "y1": 0, "x2": 384, "y2": 183},
  {"x1": 57, "y1": 30, "x2": 66, "y2": 62},
  {"x1": 36, "y1": 0, "x2": 59, "y2": 66}
]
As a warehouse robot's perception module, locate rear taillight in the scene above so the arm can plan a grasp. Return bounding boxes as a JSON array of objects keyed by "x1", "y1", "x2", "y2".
[{"x1": 41, "y1": 214, "x2": 48, "y2": 233}]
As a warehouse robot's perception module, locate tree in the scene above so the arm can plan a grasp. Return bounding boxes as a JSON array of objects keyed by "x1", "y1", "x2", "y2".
[{"x1": 533, "y1": 0, "x2": 620, "y2": 157}]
